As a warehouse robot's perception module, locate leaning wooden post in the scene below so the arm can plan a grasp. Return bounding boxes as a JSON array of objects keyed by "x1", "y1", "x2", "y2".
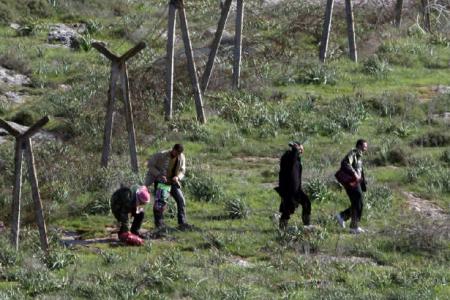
[
  {"x1": 165, "y1": 0, "x2": 177, "y2": 121},
  {"x1": 233, "y1": 0, "x2": 244, "y2": 89},
  {"x1": 178, "y1": 0, "x2": 206, "y2": 124},
  {"x1": 0, "y1": 117, "x2": 50, "y2": 253},
  {"x1": 421, "y1": 0, "x2": 431, "y2": 32},
  {"x1": 344, "y1": 0, "x2": 357, "y2": 62},
  {"x1": 92, "y1": 42, "x2": 146, "y2": 173},
  {"x1": 201, "y1": 0, "x2": 233, "y2": 92},
  {"x1": 394, "y1": 0, "x2": 404, "y2": 27},
  {"x1": 319, "y1": 0, "x2": 334, "y2": 62}
]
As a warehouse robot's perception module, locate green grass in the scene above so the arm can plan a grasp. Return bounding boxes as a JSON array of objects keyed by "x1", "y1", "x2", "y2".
[{"x1": 0, "y1": 0, "x2": 449, "y2": 298}]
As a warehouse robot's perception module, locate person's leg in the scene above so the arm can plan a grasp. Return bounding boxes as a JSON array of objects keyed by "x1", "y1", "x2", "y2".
[
  {"x1": 279, "y1": 198, "x2": 296, "y2": 229},
  {"x1": 297, "y1": 189, "x2": 311, "y2": 226},
  {"x1": 130, "y1": 211, "x2": 144, "y2": 235},
  {"x1": 340, "y1": 187, "x2": 355, "y2": 222},
  {"x1": 170, "y1": 185, "x2": 187, "y2": 225},
  {"x1": 348, "y1": 186, "x2": 363, "y2": 229}
]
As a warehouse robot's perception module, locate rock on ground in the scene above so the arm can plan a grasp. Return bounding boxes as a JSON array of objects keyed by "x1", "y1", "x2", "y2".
[{"x1": 48, "y1": 23, "x2": 86, "y2": 48}]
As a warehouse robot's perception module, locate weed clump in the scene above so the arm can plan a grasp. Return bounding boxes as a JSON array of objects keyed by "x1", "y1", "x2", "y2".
[
  {"x1": 411, "y1": 131, "x2": 450, "y2": 147},
  {"x1": 185, "y1": 171, "x2": 223, "y2": 202},
  {"x1": 362, "y1": 55, "x2": 391, "y2": 78},
  {"x1": 224, "y1": 198, "x2": 250, "y2": 219}
]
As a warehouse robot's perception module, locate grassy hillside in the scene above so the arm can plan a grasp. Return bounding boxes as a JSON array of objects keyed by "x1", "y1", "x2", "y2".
[{"x1": 0, "y1": 0, "x2": 449, "y2": 299}]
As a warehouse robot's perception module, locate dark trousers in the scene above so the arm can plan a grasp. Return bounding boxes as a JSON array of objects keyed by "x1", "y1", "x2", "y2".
[
  {"x1": 117, "y1": 211, "x2": 144, "y2": 234},
  {"x1": 153, "y1": 184, "x2": 187, "y2": 227},
  {"x1": 279, "y1": 189, "x2": 311, "y2": 225},
  {"x1": 340, "y1": 185, "x2": 363, "y2": 228}
]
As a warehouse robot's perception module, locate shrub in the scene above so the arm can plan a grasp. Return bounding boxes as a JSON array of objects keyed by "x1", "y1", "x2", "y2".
[
  {"x1": 185, "y1": 171, "x2": 223, "y2": 202},
  {"x1": 323, "y1": 96, "x2": 367, "y2": 134},
  {"x1": 411, "y1": 132, "x2": 450, "y2": 147},
  {"x1": 405, "y1": 157, "x2": 434, "y2": 183},
  {"x1": 277, "y1": 225, "x2": 329, "y2": 253},
  {"x1": 43, "y1": 247, "x2": 77, "y2": 270},
  {"x1": 362, "y1": 55, "x2": 391, "y2": 78},
  {"x1": 276, "y1": 61, "x2": 337, "y2": 86},
  {"x1": 441, "y1": 149, "x2": 450, "y2": 164},
  {"x1": 365, "y1": 184, "x2": 393, "y2": 217},
  {"x1": 224, "y1": 198, "x2": 250, "y2": 219},
  {"x1": 99, "y1": 250, "x2": 122, "y2": 265},
  {"x1": 0, "y1": 236, "x2": 21, "y2": 267},
  {"x1": 425, "y1": 168, "x2": 450, "y2": 194},
  {"x1": 0, "y1": 53, "x2": 32, "y2": 76},
  {"x1": 18, "y1": 270, "x2": 68, "y2": 297},
  {"x1": 10, "y1": 109, "x2": 37, "y2": 126},
  {"x1": 83, "y1": 194, "x2": 111, "y2": 215},
  {"x1": 304, "y1": 178, "x2": 333, "y2": 202}
]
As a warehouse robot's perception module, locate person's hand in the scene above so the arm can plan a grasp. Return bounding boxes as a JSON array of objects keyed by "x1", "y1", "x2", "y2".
[
  {"x1": 158, "y1": 175, "x2": 167, "y2": 183},
  {"x1": 355, "y1": 174, "x2": 361, "y2": 182}
]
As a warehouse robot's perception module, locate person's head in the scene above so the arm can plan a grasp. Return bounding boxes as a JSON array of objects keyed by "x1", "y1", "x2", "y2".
[
  {"x1": 136, "y1": 186, "x2": 151, "y2": 205},
  {"x1": 289, "y1": 141, "x2": 304, "y2": 154},
  {"x1": 170, "y1": 143, "x2": 184, "y2": 158},
  {"x1": 355, "y1": 139, "x2": 368, "y2": 153}
]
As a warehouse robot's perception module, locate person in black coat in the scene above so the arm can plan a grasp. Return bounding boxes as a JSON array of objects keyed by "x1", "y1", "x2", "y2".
[{"x1": 275, "y1": 142, "x2": 311, "y2": 229}]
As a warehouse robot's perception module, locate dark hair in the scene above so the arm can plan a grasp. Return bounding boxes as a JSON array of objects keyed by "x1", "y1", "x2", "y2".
[
  {"x1": 356, "y1": 139, "x2": 367, "y2": 148},
  {"x1": 173, "y1": 143, "x2": 184, "y2": 153}
]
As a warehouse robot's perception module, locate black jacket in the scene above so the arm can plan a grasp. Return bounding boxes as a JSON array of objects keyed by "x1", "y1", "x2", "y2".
[{"x1": 277, "y1": 147, "x2": 302, "y2": 199}]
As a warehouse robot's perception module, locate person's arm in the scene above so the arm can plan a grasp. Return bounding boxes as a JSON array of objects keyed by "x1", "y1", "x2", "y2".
[
  {"x1": 176, "y1": 154, "x2": 186, "y2": 181},
  {"x1": 341, "y1": 151, "x2": 358, "y2": 177},
  {"x1": 361, "y1": 169, "x2": 367, "y2": 192}
]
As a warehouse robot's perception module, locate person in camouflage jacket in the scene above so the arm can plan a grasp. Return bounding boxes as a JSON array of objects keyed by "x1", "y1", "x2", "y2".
[
  {"x1": 336, "y1": 139, "x2": 368, "y2": 234},
  {"x1": 111, "y1": 185, "x2": 151, "y2": 244}
]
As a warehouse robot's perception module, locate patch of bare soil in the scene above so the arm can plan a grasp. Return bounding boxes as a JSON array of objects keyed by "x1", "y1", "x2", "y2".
[{"x1": 403, "y1": 191, "x2": 449, "y2": 221}]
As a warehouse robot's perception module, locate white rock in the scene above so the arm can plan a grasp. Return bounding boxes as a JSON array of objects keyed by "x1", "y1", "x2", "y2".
[{"x1": 0, "y1": 66, "x2": 31, "y2": 86}]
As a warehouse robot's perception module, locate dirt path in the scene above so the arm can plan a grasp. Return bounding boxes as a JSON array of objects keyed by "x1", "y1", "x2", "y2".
[{"x1": 402, "y1": 191, "x2": 449, "y2": 221}]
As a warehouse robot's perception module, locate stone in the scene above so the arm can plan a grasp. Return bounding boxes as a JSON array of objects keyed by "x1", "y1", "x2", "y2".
[
  {"x1": 48, "y1": 24, "x2": 84, "y2": 48},
  {"x1": 203, "y1": 27, "x2": 235, "y2": 45},
  {"x1": 0, "y1": 66, "x2": 31, "y2": 86}
]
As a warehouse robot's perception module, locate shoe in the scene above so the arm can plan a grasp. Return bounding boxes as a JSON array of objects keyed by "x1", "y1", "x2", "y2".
[
  {"x1": 336, "y1": 213, "x2": 345, "y2": 228},
  {"x1": 178, "y1": 223, "x2": 193, "y2": 231},
  {"x1": 349, "y1": 227, "x2": 364, "y2": 234}
]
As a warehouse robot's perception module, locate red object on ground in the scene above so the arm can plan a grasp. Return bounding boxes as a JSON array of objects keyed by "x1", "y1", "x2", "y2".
[{"x1": 118, "y1": 231, "x2": 144, "y2": 246}]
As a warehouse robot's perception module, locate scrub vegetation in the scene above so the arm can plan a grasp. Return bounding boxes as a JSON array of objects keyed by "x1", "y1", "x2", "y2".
[{"x1": 0, "y1": 0, "x2": 449, "y2": 299}]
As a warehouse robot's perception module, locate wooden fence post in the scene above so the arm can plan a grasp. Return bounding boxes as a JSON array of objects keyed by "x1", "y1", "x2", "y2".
[
  {"x1": 344, "y1": 0, "x2": 357, "y2": 62},
  {"x1": 165, "y1": 0, "x2": 177, "y2": 121},
  {"x1": 201, "y1": 0, "x2": 233, "y2": 92},
  {"x1": 394, "y1": 0, "x2": 403, "y2": 27},
  {"x1": 233, "y1": 0, "x2": 244, "y2": 89},
  {"x1": 92, "y1": 42, "x2": 146, "y2": 173},
  {"x1": 319, "y1": 0, "x2": 334, "y2": 62},
  {"x1": 421, "y1": 0, "x2": 431, "y2": 32},
  {"x1": 178, "y1": 0, "x2": 206, "y2": 124},
  {"x1": 0, "y1": 117, "x2": 50, "y2": 253}
]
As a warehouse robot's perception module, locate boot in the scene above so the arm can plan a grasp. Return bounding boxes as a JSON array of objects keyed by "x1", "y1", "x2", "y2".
[
  {"x1": 302, "y1": 214, "x2": 311, "y2": 226},
  {"x1": 153, "y1": 210, "x2": 165, "y2": 228}
]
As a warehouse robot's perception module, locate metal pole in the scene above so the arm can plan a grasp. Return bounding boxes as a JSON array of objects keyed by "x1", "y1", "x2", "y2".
[
  {"x1": 319, "y1": 0, "x2": 334, "y2": 62},
  {"x1": 233, "y1": 0, "x2": 244, "y2": 89}
]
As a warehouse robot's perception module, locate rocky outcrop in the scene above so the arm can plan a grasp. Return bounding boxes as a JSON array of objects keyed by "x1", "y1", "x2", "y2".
[{"x1": 47, "y1": 23, "x2": 86, "y2": 48}]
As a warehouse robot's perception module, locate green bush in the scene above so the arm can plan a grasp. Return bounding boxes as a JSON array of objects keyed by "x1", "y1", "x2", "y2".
[
  {"x1": 365, "y1": 184, "x2": 393, "y2": 217},
  {"x1": 275, "y1": 61, "x2": 337, "y2": 86},
  {"x1": 304, "y1": 178, "x2": 332, "y2": 202},
  {"x1": 323, "y1": 96, "x2": 367, "y2": 134},
  {"x1": 83, "y1": 194, "x2": 111, "y2": 215},
  {"x1": 0, "y1": 236, "x2": 21, "y2": 267},
  {"x1": 224, "y1": 198, "x2": 250, "y2": 219},
  {"x1": 441, "y1": 149, "x2": 450, "y2": 164},
  {"x1": 405, "y1": 157, "x2": 434, "y2": 183},
  {"x1": 0, "y1": 53, "x2": 32, "y2": 76},
  {"x1": 362, "y1": 54, "x2": 391, "y2": 78},
  {"x1": 277, "y1": 225, "x2": 329, "y2": 253},
  {"x1": 185, "y1": 171, "x2": 223, "y2": 202},
  {"x1": 43, "y1": 247, "x2": 77, "y2": 270},
  {"x1": 18, "y1": 270, "x2": 68, "y2": 297},
  {"x1": 411, "y1": 131, "x2": 450, "y2": 147}
]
